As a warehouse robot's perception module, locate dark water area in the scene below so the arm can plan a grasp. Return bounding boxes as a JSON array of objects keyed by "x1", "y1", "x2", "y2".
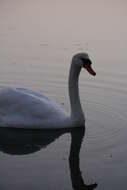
[
  {"x1": 0, "y1": 127, "x2": 98, "y2": 190},
  {"x1": 0, "y1": 0, "x2": 127, "y2": 189}
]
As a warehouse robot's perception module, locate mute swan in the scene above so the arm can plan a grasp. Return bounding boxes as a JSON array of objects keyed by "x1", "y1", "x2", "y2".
[{"x1": 0, "y1": 53, "x2": 96, "y2": 129}]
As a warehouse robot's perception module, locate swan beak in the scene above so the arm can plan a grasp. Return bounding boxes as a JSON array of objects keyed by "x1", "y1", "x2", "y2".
[{"x1": 84, "y1": 65, "x2": 96, "y2": 76}]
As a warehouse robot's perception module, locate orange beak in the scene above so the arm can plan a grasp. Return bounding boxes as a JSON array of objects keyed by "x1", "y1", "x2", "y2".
[{"x1": 84, "y1": 65, "x2": 96, "y2": 76}]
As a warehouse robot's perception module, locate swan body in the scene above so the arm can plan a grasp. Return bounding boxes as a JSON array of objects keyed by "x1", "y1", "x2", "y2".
[
  {"x1": 0, "y1": 88, "x2": 69, "y2": 128},
  {"x1": 0, "y1": 53, "x2": 96, "y2": 129}
]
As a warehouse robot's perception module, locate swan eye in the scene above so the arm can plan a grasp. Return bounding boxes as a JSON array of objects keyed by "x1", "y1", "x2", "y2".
[{"x1": 81, "y1": 58, "x2": 92, "y2": 67}]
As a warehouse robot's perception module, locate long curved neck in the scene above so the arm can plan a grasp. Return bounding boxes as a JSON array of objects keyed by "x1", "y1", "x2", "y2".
[{"x1": 69, "y1": 61, "x2": 84, "y2": 122}]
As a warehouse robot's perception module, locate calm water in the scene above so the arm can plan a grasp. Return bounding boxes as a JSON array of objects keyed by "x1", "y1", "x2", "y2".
[{"x1": 0, "y1": 1, "x2": 127, "y2": 190}]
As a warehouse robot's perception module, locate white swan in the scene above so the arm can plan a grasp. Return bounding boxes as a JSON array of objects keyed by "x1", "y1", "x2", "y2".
[{"x1": 0, "y1": 53, "x2": 96, "y2": 129}]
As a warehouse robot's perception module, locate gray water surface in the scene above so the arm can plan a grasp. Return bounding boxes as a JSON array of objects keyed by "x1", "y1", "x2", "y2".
[{"x1": 0, "y1": 1, "x2": 127, "y2": 190}]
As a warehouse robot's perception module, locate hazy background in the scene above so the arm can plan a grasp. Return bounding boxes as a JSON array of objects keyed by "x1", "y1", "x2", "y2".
[
  {"x1": 0, "y1": 1, "x2": 127, "y2": 190},
  {"x1": 0, "y1": 0, "x2": 127, "y2": 65}
]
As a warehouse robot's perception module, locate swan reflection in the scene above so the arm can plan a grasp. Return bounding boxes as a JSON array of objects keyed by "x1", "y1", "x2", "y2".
[{"x1": 0, "y1": 127, "x2": 97, "y2": 190}]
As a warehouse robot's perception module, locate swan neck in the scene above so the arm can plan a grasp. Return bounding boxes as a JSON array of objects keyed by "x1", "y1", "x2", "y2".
[{"x1": 69, "y1": 61, "x2": 84, "y2": 122}]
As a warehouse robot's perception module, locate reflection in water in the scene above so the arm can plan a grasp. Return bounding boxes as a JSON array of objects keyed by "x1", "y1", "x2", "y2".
[
  {"x1": 69, "y1": 128, "x2": 97, "y2": 190},
  {"x1": 0, "y1": 127, "x2": 97, "y2": 190}
]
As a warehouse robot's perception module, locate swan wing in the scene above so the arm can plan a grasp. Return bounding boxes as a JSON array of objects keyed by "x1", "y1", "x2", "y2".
[{"x1": 0, "y1": 88, "x2": 66, "y2": 127}]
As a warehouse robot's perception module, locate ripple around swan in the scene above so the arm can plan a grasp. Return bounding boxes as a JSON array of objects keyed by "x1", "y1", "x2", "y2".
[{"x1": 80, "y1": 75, "x2": 127, "y2": 153}]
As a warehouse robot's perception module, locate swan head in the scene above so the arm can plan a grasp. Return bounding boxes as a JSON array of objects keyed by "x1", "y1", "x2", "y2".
[{"x1": 72, "y1": 53, "x2": 96, "y2": 76}]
